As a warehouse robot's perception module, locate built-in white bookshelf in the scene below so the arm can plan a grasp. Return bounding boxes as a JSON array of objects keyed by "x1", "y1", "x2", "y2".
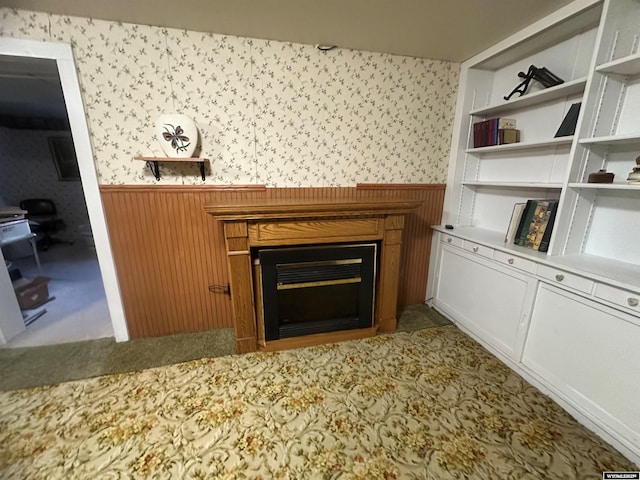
[
  {"x1": 442, "y1": 0, "x2": 602, "y2": 253},
  {"x1": 432, "y1": 0, "x2": 640, "y2": 465},
  {"x1": 443, "y1": 0, "x2": 640, "y2": 282},
  {"x1": 559, "y1": 0, "x2": 640, "y2": 274}
]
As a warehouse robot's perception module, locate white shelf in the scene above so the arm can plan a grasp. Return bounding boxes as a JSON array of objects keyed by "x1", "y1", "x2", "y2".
[
  {"x1": 578, "y1": 133, "x2": 640, "y2": 146},
  {"x1": 469, "y1": 78, "x2": 587, "y2": 117},
  {"x1": 568, "y1": 182, "x2": 640, "y2": 190},
  {"x1": 595, "y1": 52, "x2": 640, "y2": 76},
  {"x1": 466, "y1": 136, "x2": 574, "y2": 154},
  {"x1": 551, "y1": 253, "x2": 640, "y2": 292},
  {"x1": 463, "y1": 181, "x2": 563, "y2": 189},
  {"x1": 433, "y1": 225, "x2": 551, "y2": 260}
]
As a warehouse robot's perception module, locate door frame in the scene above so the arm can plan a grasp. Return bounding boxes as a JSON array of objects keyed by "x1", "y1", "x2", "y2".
[{"x1": 0, "y1": 37, "x2": 128, "y2": 342}]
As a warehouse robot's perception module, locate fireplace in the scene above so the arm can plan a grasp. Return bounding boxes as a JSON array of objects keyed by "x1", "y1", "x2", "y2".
[
  {"x1": 205, "y1": 196, "x2": 420, "y2": 352},
  {"x1": 255, "y1": 243, "x2": 377, "y2": 341}
]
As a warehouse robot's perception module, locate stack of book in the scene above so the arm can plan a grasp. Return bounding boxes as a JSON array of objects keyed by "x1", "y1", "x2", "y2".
[
  {"x1": 504, "y1": 199, "x2": 559, "y2": 252},
  {"x1": 473, "y1": 117, "x2": 520, "y2": 147}
]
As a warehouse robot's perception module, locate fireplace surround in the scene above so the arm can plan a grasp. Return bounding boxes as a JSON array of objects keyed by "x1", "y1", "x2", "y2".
[{"x1": 205, "y1": 197, "x2": 420, "y2": 352}]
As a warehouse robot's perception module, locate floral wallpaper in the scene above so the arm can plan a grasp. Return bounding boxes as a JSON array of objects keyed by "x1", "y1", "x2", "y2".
[
  {"x1": 0, "y1": 8, "x2": 459, "y2": 186},
  {"x1": 0, "y1": 128, "x2": 90, "y2": 243}
]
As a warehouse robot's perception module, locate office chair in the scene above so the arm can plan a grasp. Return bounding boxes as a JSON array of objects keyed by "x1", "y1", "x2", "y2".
[{"x1": 19, "y1": 198, "x2": 68, "y2": 251}]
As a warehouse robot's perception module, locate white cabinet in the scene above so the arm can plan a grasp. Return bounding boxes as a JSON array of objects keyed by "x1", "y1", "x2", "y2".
[
  {"x1": 434, "y1": 242, "x2": 536, "y2": 361},
  {"x1": 523, "y1": 283, "x2": 640, "y2": 457},
  {"x1": 431, "y1": 0, "x2": 640, "y2": 464},
  {"x1": 431, "y1": 228, "x2": 640, "y2": 464}
]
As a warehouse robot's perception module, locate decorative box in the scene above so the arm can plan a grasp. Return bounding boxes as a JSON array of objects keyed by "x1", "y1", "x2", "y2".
[
  {"x1": 13, "y1": 276, "x2": 51, "y2": 310},
  {"x1": 587, "y1": 169, "x2": 614, "y2": 183}
]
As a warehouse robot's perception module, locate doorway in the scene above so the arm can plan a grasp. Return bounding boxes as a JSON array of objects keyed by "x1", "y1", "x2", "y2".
[{"x1": 0, "y1": 38, "x2": 128, "y2": 345}]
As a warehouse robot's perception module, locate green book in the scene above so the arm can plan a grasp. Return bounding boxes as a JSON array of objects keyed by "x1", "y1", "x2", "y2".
[
  {"x1": 514, "y1": 200, "x2": 538, "y2": 246},
  {"x1": 538, "y1": 201, "x2": 559, "y2": 253}
]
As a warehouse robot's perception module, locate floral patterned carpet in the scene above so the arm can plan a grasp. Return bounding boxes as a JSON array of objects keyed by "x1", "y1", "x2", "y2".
[{"x1": 0, "y1": 325, "x2": 635, "y2": 479}]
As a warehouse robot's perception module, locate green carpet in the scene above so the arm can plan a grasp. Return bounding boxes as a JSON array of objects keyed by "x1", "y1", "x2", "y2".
[
  {"x1": 0, "y1": 304, "x2": 450, "y2": 391},
  {"x1": 3, "y1": 323, "x2": 635, "y2": 478}
]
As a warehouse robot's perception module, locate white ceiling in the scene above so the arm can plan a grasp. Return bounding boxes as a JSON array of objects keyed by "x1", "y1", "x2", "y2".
[
  {"x1": 0, "y1": 0, "x2": 576, "y2": 121},
  {"x1": 0, "y1": 55, "x2": 66, "y2": 119},
  {"x1": 1, "y1": 0, "x2": 575, "y2": 62}
]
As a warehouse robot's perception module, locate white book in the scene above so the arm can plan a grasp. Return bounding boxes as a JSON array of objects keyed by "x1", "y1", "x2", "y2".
[{"x1": 504, "y1": 202, "x2": 526, "y2": 243}]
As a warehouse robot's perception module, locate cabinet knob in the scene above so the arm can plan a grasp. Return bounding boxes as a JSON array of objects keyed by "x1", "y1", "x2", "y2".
[
  {"x1": 628, "y1": 297, "x2": 639, "y2": 308},
  {"x1": 473, "y1": 246, "x2": 479, "y2": 252},
  {"x1": 555, "y1": 274, "x2": 565, "y2": 282},
  {"x1": 508, "y1": 258, "x2": 514, "y2": 265},
  {"x1": 447, "y1": 237, "x2": 452, "y2": 243}
]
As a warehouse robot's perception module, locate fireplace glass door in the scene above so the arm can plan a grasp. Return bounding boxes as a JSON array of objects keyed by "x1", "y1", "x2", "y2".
[{"x1": 257, "y1": 243, "x2": 377, "y2": 341}]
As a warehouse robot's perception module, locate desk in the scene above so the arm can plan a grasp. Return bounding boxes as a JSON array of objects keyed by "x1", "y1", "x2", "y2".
[{"x1": 0, "y1": 233, "x2": 42, "y2": 274}]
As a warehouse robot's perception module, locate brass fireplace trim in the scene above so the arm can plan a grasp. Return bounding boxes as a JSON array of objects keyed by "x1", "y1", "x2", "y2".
[
  {"x1": 277, "y1": 277, "x2": 361, "y2": 290},
  {"x1": 278, "y1": 258, "x2": 363, "y2": 269}
]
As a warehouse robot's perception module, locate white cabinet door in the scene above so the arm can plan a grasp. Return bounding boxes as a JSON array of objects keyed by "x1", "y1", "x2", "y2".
[
  {"x1": 434, "y1": 245, "x2": 537, "y2": 360},
  {"x1": 523, "y1": 283, "x2": 640, "y2": 457}
]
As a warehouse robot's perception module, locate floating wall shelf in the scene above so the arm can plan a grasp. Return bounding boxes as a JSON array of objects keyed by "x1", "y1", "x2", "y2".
[{"x1": 133, "y1": 156, "x2": 208, "y2": 181}]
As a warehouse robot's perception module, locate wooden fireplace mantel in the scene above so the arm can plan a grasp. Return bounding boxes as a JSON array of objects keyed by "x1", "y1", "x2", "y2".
[{"x1": 205, "y1": 197, "x2": 421, "y2": 353}]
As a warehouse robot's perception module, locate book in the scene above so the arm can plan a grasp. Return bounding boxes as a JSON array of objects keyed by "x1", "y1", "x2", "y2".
[
  {"x1": 537, "y1": 201, "x2": 559, "y2": 252},
  {"x1": 491, "y1": 118, "x2": 516, "y2": 145},
  {"x1": 473, "y1": 119, "x2": 491, "y2": 147},
  {"x1": 473, "y1": 122, "x2": 484, "y2": 148},
  {"x1": 554, "y1": 102, "x2": 581, "y2": 137},
  {"x1": 514, "y1": 200, "x2": 538, "y2": 246},
  {"x1": 524, "y1": 200, "x2": 552, "y2": 249},
  {"x1": 531, "y1": 200, "x2": 555, "y2": 250},
  {"x1": 496, "y1": 118, "x2": 516, "y2": 130},
  {"x1": 473, "y1": 118, "x2": 516, "y2": 147},
  {"x1": 487, "y1": 118, "x2": 498, "y2": 145},
  {"x1": 473, "y1": 120, "x2": 485, "y2": 147},
  {"x1": 498, "y1": 128, "x2": 520, "y2": 144},
  {"x1": 504, "y1": 202, "x2": 526, "y2": 243}
]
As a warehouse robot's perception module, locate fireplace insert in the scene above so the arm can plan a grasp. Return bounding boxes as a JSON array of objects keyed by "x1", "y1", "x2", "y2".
[{"x1": 255, "y1": 243, "x2": 377, "y2": 341}]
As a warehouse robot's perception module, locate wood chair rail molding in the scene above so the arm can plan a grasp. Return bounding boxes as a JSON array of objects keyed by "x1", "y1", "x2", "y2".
[{"x1": 205, "y1": 197, "x2": 422, "y2": 353}]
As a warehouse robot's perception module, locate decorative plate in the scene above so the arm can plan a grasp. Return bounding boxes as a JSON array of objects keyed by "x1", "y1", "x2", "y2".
[{"x1": 155, "y1": 114, "x2": 198, "y2": 158}]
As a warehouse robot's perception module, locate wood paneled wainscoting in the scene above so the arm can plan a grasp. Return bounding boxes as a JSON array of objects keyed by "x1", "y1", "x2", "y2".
[{"x1": 99, "y1": 184, "x2": 445, "y2": 339}]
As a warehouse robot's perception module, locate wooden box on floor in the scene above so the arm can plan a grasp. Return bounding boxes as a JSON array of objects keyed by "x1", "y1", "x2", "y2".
[{"x1": 13, "y1": 276, "x2": 51, "y2": 310}]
